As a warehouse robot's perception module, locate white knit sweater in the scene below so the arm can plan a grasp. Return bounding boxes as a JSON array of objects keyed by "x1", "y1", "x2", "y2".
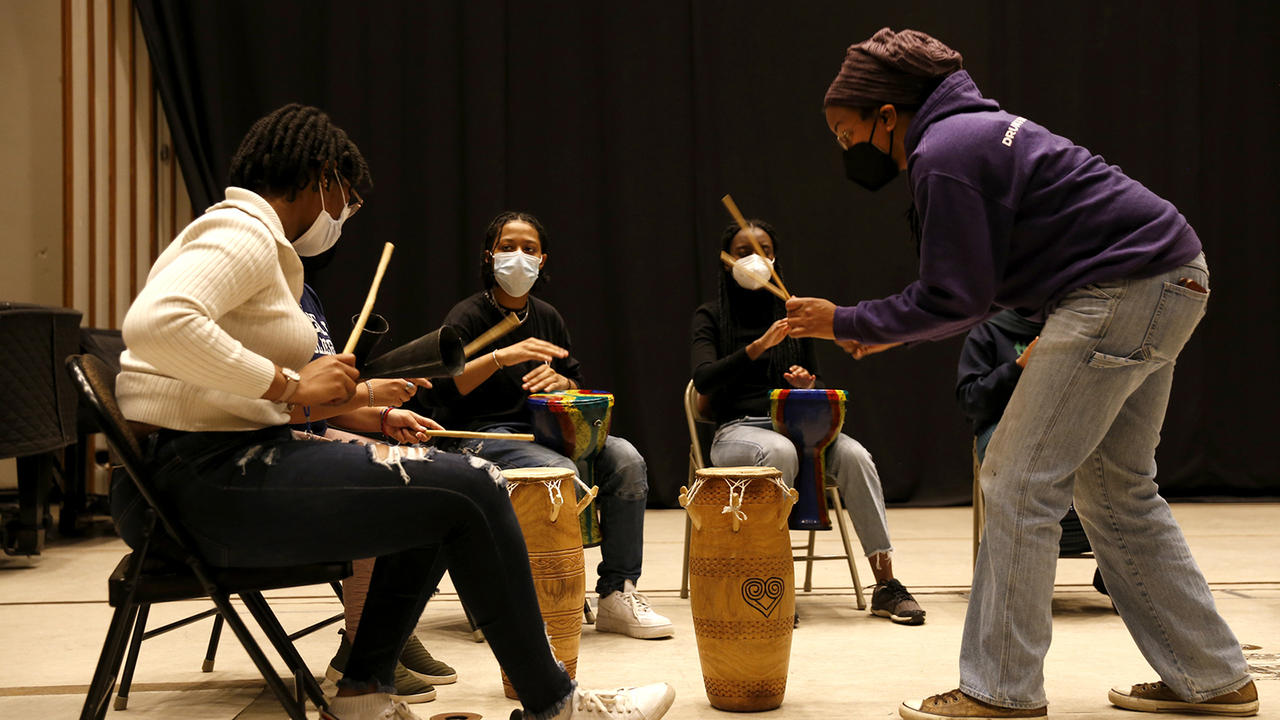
[{"x1": 117, "y1": 188, "x2": 317, "y2": 431}]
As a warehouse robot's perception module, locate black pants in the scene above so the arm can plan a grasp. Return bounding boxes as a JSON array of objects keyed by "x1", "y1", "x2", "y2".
[{"x1": 113, "y1": 426, "x2": 573, "y2": 714}]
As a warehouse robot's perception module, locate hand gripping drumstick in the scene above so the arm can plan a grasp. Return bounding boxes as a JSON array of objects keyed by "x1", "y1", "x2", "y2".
[
  {"x1": 342, "y1": 242, "x2": 396, "y2": 354},
  {"x1": 463, "y1": 312, "x2": 523, "y2": 358},
  {"x1": 720, "y1": 251, "x2": 788, "y2": 301},
  {"x1": 721, "y1": 194, "x2": 792, "y2": 298}
]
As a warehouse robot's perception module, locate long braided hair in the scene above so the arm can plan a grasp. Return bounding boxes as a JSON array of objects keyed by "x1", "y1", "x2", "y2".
[
  {"x1": 228, "y1": 103, "x2": 371, "y2": 199},
  {"x1": 716, "y1": 220, "x2": 803, "y2": 381}
]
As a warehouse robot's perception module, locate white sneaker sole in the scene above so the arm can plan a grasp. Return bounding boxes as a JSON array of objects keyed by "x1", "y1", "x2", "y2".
[
  {"x1": 1108, "y1": 688, "x2": 1259, "y2": 716},
  {"x1": 595, "y1": 618, "x2": 675, "y2": 639},
  {"x1": 646, "y1": 684, "x2": 677, "y2": 719},
  {"x1": 899, "y1": 699, "x2": 1043, "y2": 720}
]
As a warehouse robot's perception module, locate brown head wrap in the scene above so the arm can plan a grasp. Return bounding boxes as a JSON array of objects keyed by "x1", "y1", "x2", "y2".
[{"x1": 824, "y1": 28, "x2": 963, "y2": 108}]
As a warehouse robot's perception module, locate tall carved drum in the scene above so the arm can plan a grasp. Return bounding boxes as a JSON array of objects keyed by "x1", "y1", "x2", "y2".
[
  {"x1": 499, "y1": 467, "x2": 596, "y2": 700},
  {"x1": 681, "y1": 466, "x2": 798, "y2": 711},
  {"x1": 769, "y1": 388, "x2": 848, "y2": 530},
  {"x1": 526, "y1": 389, "x2": 614, "y2": 547}
]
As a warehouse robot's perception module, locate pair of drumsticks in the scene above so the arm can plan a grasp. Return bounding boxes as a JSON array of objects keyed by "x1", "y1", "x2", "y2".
[
  {"x1": 344, "y1": 242, "x2": 534, "y2": 442},
  {"x1": 719, "y1": 194, "x2": 791, "y2": 301}
]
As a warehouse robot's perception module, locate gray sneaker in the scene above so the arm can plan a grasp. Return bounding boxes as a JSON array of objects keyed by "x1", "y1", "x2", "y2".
[
  {"x1": 399, "y1": 633, "x2": 457, "y2": 684},
  {"x1": 871, "y1": 579, "x2": 926, "y2": 626}
]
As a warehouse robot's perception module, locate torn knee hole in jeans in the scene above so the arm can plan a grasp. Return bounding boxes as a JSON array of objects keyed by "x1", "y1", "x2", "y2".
[
  {"x1": 368, "y1": 444, "x2": 438, "y2": 483},
  {"x1": 235, "y1": 445, "x2": 281, "y2": 474}
]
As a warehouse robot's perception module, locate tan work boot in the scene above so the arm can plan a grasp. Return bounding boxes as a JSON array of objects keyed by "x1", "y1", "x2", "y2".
[{"x1": 1109, "y1": 679, "x2": 1258, "y2": 716}]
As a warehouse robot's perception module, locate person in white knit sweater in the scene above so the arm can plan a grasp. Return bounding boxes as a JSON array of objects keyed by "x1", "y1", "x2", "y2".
[{"x1": 114, "y1": 103, "x2": 674, "y2": 720}]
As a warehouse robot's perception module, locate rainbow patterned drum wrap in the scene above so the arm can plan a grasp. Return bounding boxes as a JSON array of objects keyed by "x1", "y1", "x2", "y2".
[
  {"x1": 769, "y1": 388, "x2": 848, "y2": 531},
  {"x1": 526, "y1": 389, "x2": 614, "y2": 547}
]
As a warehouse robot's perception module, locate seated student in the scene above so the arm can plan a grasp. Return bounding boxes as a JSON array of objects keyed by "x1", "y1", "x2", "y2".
[
  {"x1": 111, "y1": 103, "x2": 674, "y2": 720},
  {"x1": 956, "y1": 310, "x2": 1106, "y2": 594},
  {"x1": 291, "y1": 279, "x2": 458, "y2": 704},
  {"x1": 418, "y1": 211, "x2": 674, "y2": 640},
  {"x1": 690, "y1": 220, "x2": 925, "y2": 626}
]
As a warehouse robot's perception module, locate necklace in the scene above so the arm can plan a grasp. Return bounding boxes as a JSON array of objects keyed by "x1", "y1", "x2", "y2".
[{"x1": 484, "y1": 290, "x2": 531, "y2": 323}]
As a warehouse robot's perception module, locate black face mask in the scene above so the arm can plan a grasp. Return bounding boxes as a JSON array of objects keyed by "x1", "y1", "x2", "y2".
[{"x1": 842, "y1": 118, "x2": 899, "y2": 191}]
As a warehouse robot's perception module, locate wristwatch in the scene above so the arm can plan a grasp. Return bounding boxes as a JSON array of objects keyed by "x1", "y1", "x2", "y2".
[{"x1": 279, "y1": 367, "x2": 301, "y2": 404}]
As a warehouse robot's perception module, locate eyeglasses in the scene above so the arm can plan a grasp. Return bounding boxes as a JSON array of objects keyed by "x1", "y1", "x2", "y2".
[{"x1": 333, "y1": 169, "x2": 363, "y2": 217}]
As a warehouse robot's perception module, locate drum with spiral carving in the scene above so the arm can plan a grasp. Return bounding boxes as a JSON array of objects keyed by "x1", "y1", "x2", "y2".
[
  {"x1": 680, "y1": 466, "x2": 798, "y2": 711},
  {"x1": 498, "y1": 466, "x2": 596, "y2": 700}
]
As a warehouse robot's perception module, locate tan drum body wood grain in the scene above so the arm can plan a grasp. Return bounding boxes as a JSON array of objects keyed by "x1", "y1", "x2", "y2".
[
  {"x1": 687, "y1": 466, "x2": 795, "y2": 711},
  {"x1": 500, "y1": 467, "x2": 585, "y2": 700}
]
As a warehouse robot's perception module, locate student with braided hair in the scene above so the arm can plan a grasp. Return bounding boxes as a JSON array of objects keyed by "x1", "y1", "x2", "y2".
[
  {"x1": 783, "y1": 27, "x2": 1256, "y2": 720},
  {"x1": 113, "y1": 103, "x2": 675, "y2": 720},
  {"x1": 690, "y1": 220, "x2": 924, "y2": 625}
]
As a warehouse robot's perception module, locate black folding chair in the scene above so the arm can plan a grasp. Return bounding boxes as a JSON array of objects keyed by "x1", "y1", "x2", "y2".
[{"x1": 67, "y1": 354, "x2": 350, "y2": 720}]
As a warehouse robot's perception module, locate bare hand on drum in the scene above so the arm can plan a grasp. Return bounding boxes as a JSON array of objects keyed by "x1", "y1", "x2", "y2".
[
  {"x1": 522, "y1": 363, "x2": 573, "y2": 393},
  {"x1": 382, "y1": 409, "x2": 445, "y2": 444},
  {"x1": 746, "y1": 319, "x2": 790, "y2": 360},
  {"x1": 835, "y1": 340, "x2": 902, "y2": 360},
  {"x1": 294, "y1": 354, "x2": 360, "y2": 406},
  {"x1": 367, "y1": 378, "x2": 429, "y2": 407},
  {"x1": 783, "y1": 365, "x2": 816, "y2": 388},
  {"x1": 784, "y1": 297, "x2": 837, "y2": 339},
  {"x1": 494, "y1": 337, "x2": 569, "y2": 367}
]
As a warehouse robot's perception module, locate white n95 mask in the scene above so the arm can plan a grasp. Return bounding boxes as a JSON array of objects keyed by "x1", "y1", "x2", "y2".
[{"x1": 732, "y1": 254, "x2": 774, "y2": 290}]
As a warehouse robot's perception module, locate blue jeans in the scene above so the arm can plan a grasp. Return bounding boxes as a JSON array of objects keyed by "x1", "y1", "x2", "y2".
[
  {"x1": 709, "y1": 418, "x2": 892, "y2": 557},
  {"x1": 963, "y1": 253, "x2": 1250, "y2": 708},
  {"x1": 456, "y1": 423, "x2": 648, "y2": 596},
  {"x1": 112, "y1": 426, "x2": 574, "y2": 720}
]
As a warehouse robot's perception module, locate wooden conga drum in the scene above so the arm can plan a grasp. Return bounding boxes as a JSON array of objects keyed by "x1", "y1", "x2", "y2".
[
  {"x1": 680, "y1": 466, "x2": 798, "y2": 711},
  {"x1": 769, "y1": 388, "x2": 848, "y2": 530},
  {"x1": 499, "y1": 467, "x2": 596, "y2": 700},
  {"x1": 526, "y1": 389, "x2": 614, "y2": 547}
]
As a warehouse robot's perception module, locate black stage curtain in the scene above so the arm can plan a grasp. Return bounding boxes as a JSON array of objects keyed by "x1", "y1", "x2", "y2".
[{"x1": 135, "y1": 0, "x2": 1279, "y2": 507}]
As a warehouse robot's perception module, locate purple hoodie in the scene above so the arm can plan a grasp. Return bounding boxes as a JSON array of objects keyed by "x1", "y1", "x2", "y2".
[{"x1": 832, "y1": 70, "x2": 1201, "y2": 344}]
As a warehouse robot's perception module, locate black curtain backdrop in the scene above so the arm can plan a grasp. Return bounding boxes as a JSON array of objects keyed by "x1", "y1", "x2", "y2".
[{"x1": 135, "y1": 0, "x2": 1279, "y2": 507}]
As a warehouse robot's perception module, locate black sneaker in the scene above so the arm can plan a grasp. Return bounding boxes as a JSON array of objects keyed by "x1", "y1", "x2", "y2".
[{"x1": 871, "y1": 579, "x2": 926, "y2": 626}]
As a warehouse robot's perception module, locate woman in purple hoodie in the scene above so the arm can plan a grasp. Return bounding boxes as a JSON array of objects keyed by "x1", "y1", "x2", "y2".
[{"x1": 786, "y1": 27, "x2": 1256, "y2": 720}]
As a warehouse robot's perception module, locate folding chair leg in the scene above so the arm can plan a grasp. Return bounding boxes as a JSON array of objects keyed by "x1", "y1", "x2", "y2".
[
  {"x1": 828, "y1": 486, "x2": 866, "y2": 610},
  {"x1": 240, "y1": 591, "x2": 328, "y2": 712},
  {"x1": 583, "y1": 597, "x2": 596, "y2": 625},
  {"x1": 802, "y1": 531, "x2": 817, "y2": 593},
  {"x1": 208, "y1": 593, "x2": 309, "y2": 720},
  {"x1": 80, "y1": 602, "x2": 138, "y2": 720},
  {"x1": 113, "y1": 604, "x2": 151, "y2": 710},
  {"x1": 680, "y1": 513, "x2": 692, "y2": 599},
  {"x1": 203, "y1": 613, "x2": 224, "y2": 672},
  {"x1": 462, "y1": 602, "x2": 485, "y2": 643}
]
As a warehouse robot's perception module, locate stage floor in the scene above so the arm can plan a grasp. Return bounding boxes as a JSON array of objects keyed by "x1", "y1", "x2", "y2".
[{"x1": 2, "y1": 504, "x2": 1276, "y2": 719}]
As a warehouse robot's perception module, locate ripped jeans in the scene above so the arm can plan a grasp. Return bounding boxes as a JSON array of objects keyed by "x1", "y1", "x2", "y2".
[
  {"x1": 454, "y1": 424, "x2": 648, "y2": 596},
  {"x1": 111, "y1": 426, "x2": 574, "y2": 720}
]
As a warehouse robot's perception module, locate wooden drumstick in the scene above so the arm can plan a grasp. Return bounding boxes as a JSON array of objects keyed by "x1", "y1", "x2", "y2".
[
  {"x1": 463, "y1": 312, "x2": 523, "y2": 358},
  {"x1": 342, "y1": 242, "x2": 396, "y2": 354},
  {"x1": 417, "y1": 429, "x2": 535, "y2": 441},
  {"x1": 720, "y1": 251, "x2": 788, "y2": 301},
  {"x1": 720, "y1": 194, "x2": 792, "y2": 298}
]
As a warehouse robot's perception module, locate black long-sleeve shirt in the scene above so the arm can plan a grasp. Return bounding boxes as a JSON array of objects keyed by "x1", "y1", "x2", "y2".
[
  {"x1": 954, "y1": 322, "x2": 1036, "y2": 434},
  {"x1": 420, "y1": 291, "x2": 583, "y2": 430},
  {"x1": 690, "y1": 300, "x2": 820, "y2": 426}
]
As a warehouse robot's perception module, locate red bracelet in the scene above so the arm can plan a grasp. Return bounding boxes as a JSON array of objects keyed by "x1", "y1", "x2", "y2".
[{"x1": 380, "y1": 406, "x2": 393, "y2": 437}]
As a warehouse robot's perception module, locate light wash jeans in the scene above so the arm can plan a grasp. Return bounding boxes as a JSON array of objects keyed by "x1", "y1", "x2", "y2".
[
  {"x1": 710, "y1": 418, "x2": 892, "y2": 557},
  {"x1": 963, "y1": 253, "x2": 1250, "y2": 708},
  {"x1": 456, "y1": 423, "x2": 648, "y2": 597}
]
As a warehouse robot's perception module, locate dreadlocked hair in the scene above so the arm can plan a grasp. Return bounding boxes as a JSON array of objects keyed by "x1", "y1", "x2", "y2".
[
  {"x1": 228, "y1": 103, "x2": 371, "y2": 200},
  {"x1": 716, "y1": 219, "x2": 803, "y2": 382},
  {"x1": 479, "y1": 210, "x2": 552, "y2": 291}
]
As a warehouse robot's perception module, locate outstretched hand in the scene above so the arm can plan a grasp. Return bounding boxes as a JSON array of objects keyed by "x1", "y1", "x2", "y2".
[{"x1": 785, "y1": 297, "x2": 837, "y2": 339}]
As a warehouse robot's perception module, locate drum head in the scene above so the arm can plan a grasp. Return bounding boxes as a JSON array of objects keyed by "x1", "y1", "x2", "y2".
[
  {"x1": 695, "y1": 466, "x2": 783, "y2": 480},
  {"x1": 501, "y1": 467, "x2": 576, "y2": 483}
]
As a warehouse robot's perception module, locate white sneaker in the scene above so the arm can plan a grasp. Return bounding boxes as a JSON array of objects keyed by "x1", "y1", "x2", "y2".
[
  {"x1": 566, "y1": 683, "x2": 676, "y2": 719},
  {"x1": 320, "y1": 692, "x2": 423, "y2": 720},
  {"x1": 595, "y1": 581, "x2": 674, "y2": 639}
]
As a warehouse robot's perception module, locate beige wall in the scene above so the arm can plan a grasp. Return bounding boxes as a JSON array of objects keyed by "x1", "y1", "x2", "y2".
[{"x1": 0, "y1": 1, "x2": 64, "y2": 490}]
